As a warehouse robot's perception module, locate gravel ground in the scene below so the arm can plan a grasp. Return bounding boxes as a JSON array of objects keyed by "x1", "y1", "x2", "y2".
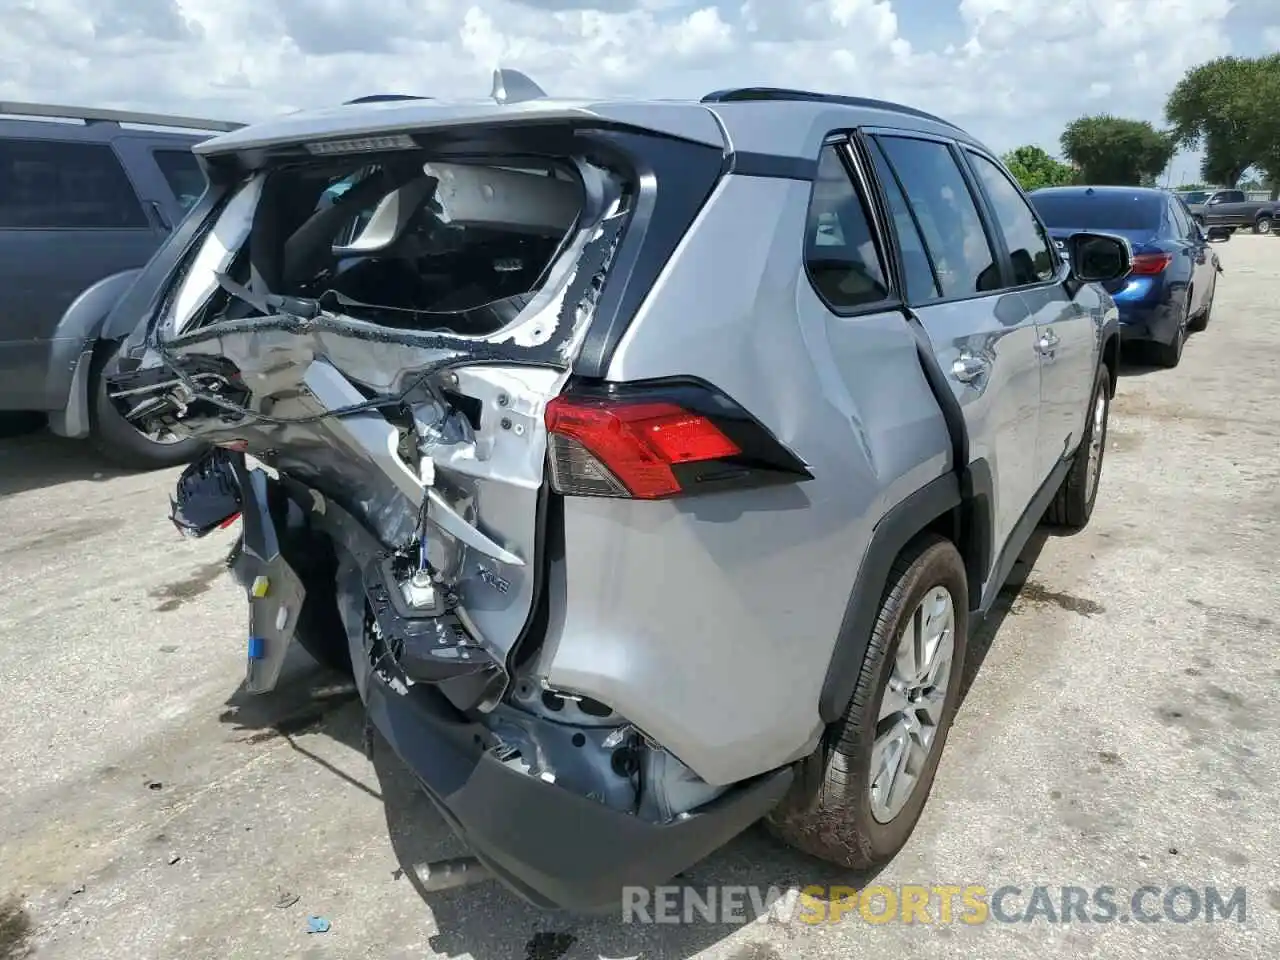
[{"x1": 1, "y1": 235, "x2": 1277, "y2": 960}]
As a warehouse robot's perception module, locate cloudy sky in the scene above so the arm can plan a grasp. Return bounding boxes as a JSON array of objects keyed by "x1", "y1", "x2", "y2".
[{"x1": 3, "y1": 0, "x2": 1277, "y2": 181}]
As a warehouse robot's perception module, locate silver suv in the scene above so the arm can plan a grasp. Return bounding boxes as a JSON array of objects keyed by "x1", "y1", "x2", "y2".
[{"x1": 106, "y1": 73, "x2": 1130, "y2": 912}]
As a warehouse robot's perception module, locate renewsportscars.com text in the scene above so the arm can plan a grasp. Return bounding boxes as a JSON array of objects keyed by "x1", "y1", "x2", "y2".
[{"x1": 621, "y1": 884, "x2": 1248, "y2": 926}]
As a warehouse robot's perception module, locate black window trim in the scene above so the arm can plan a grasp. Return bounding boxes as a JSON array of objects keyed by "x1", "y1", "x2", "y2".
[
  {"x1": 856, "y1": 125, "x2": 1018, "y2": 309},
  {"x1": 0, "y1": 133, "x2": 151, "y2": 232},
  {"x1": 958, "y1": 144, "x2": 1068, "y2": 295},
  {"x1": 797, "y1": 131, "x2": 902, "y2": 319}
]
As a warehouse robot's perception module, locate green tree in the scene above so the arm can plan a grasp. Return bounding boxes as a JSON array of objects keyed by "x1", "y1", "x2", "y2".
[
  {"x1": 1001, "y1": 145, "x2": 1075, "y2": 191},
  {"x1": 1059, "y1": 115, "x2": 1175, "y2": 185},
  {"x1": 1165, "y1": 54, "x2": 1280, "y2": 190}
]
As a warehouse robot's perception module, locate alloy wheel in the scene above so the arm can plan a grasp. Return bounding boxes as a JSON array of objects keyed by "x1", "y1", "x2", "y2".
[
  {"x1": 869, "y1": 585, "x2": 955, "y2": 824},
  {"x1": 1084, "y1": 383, "x2": 1107, "y2": 504}
]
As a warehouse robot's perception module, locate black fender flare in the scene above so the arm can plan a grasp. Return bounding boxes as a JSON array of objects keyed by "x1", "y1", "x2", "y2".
[
  {"x1": 46, "y1": 269, "x2": 144, "y2": 439},
  {"x1": 817, "y1": 310, "x2": 995, "y2": 724},
  {"x1": 817, "y1": 462, "x2": 993, "y2": 724}
]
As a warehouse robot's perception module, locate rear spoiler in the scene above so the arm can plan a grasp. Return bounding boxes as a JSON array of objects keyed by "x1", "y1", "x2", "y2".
[{"x1": 0, "y1": 101, "x2": 244, "y2": 133}]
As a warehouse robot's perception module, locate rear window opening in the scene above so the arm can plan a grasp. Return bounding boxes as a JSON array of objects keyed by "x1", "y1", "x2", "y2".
[{"x1": 169, "y1": 149, "x2": 614, "y2": 339}]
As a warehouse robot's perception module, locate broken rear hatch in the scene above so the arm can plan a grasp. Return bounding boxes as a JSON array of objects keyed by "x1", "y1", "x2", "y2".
[{"x1": 105, "y1": 100, "x2": 723, "y2": 695}]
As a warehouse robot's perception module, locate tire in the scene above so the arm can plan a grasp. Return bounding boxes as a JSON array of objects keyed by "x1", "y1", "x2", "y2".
[
  {"x1": 1253, "y1": 215, "x2": 1272, "y2": 235},
  {"x1": 1044, "y1": 364, "x2": 1110, "y2": 531},
  {"x1": 87, "y1": 344, "x2": 204, "y2": 470},
  {"x1": 1150, "y1": 300, "x2": 1188, "y2": 369},
  {"x1": 766, "y1": 534, "x2": 968, "y2": 870}
]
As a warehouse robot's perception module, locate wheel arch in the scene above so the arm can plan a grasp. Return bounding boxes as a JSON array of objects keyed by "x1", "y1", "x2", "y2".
[
  {"x1": 46, "y1": 269, "x2": 143, "y2": 439},
  {"x1": 817, "y1": 460, "x2": 993, "y2": 724}
]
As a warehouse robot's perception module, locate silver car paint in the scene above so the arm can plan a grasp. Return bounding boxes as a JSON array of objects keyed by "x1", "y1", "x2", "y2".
[
  {"x1": 126, "y1": 92, "x2": 1112, "y2": 795},
  {"x1": 194, "y1": 98, "x2": 727, "y2": 159},
  {"x1": 534, "y1": 173, "x2": 952, "y2": 786},
  {"x1": 706, "y1": 101, "x2": 979, "y2": 162}
]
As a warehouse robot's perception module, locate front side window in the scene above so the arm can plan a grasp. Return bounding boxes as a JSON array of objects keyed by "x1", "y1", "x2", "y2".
[
  {"x1": 0, "y1": 138, "x2": 147, "y2": 229},
  {"x1": 874, "y1": 135, "x2": 999, "y2": 298},
  {"x1": 967, "y1": 151, "x2": 1056, "y2": 285},
  {"x1": 802, "y1": 144, "x2": 890, "y2": 310}
]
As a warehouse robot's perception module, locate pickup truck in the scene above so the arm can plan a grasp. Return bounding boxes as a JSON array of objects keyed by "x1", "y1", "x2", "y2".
[{"x1": 1181, "y1": 188, "x2": 1278, "y2": 235}]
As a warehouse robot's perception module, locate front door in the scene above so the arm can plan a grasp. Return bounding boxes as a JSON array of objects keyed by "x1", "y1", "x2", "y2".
[
  {"x1": 1205, "y1": 190, "x2": 1245, "y2": 228},
  {"x1": 865, "y1": 131, "x2": 1043, "y2": 594}
]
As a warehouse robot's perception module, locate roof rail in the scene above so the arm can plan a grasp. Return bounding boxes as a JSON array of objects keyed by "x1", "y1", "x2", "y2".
[
  {"x1": 700, "y1": 87, "x2": 961, "y2": 131},
  {"x1": 344, "y1": 94, "x2": 432, "y2": 105},
  {"x1": 0, "y1": 100, "x2": 244, "y2": 133}
]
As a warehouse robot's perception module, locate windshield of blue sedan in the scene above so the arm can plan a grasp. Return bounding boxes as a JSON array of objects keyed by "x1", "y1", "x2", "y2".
[{"x1": 1030, "y1": 193, "x2": 1164, "y2": 231}]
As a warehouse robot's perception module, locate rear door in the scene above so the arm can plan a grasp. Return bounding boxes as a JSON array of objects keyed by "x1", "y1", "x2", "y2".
[
  {"x1": 959, "y1": 147, "x2": 1090, "y2": 482},
  {"x1": 1206, "y1": 189, "x2": 1246, "y2": 227},
  {"x1": 1170, "y1": 194, "x2": 1210, "y2": 316},
  {"x1": 0, "y1": 135, "x2": 163, "y2": 409},
  {"x1": 111, "y1": 136, "x2": 207, "y2": 232},
  {"x1": 864, "y1": 130, "x2": 1042, "y2": 590}
]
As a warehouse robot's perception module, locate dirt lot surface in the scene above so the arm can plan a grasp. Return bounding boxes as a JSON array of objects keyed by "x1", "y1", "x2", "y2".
[{"x1": 1, "y1": 236, "x2": 1277, "y2": 960}]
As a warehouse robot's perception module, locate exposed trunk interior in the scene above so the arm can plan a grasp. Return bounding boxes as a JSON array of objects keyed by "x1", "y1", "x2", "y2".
[
  {"x1": 171, "y1": 150, "x2": 591, "y2": 338},
  {"x1": 113, "y1": 128, "x2": 734, "y2": 834},
  {"x1": 114, "y1": 140, "x2": 633, "y2": 704}
]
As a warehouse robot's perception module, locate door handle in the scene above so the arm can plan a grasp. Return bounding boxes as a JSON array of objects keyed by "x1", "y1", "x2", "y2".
[
  {"x1": 1037, "y1": 331, "x2": 1059, "y2": 355},
  {"x1": 952, "y1": 353, "x2": 991, "y2": 383}
]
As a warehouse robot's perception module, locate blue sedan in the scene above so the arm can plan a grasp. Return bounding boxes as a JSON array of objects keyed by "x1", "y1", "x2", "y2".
[{"x1": 1029, "y1": 186, "x2": 1223, "y2": 368}]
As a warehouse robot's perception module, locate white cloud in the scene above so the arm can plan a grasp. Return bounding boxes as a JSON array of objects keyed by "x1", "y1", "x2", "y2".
[{"x1": 0, "y1": 0, "x2": 1242, "y2": 157}]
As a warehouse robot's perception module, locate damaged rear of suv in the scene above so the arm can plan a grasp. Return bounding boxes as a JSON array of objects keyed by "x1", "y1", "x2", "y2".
[{"x1": 106, "y1": 73, "x2": 1127, "y2": 911}]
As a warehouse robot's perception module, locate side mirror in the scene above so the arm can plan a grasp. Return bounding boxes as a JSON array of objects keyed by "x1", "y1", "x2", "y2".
[
  {"x1": 1207, "y1": 225, "x2": 1232, "y2": 242},
  {"x1": 1067, "y1": 232, "x2": 1132, "y2": 284}
]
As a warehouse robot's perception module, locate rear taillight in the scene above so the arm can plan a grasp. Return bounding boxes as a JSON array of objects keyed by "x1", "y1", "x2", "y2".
[
  {"x1": 1129, "y1": 252, "x2": 1173, "y2": 275},
  {"x1": 544, "y1": 379, "x2": 812, "y2": 500}
]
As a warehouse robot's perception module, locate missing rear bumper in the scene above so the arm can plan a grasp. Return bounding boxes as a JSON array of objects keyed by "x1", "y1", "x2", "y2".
[{"x1": 362, "y1": 666, "x2": 792, "y2": 911}]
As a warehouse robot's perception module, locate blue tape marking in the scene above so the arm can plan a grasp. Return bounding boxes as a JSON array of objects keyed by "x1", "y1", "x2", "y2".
[{"x1": 248, "y1": 636, "x2": 265, "y2": 660}]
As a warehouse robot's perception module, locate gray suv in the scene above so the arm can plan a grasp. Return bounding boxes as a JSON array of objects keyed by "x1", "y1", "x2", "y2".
[
  {"x1": 0, "y1": 102, "x2": 240, "y2": 467},
  {"x1": 105, "y1": 74, "x2": 1129, "y2": 911}
]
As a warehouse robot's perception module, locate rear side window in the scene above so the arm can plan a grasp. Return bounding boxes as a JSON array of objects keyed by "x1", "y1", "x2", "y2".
[
  {"x1": 803, "y1": 144, "x2": 890, "y2": 310},
  {"x1": 153, "y1": 149, "x2": 206, "y2": 212},
  {"x1": 874, "y1": 135, "x2": 999, "y2": 299},
  {"x1": 867, "y1": 141, "x2": 940, "y2": 301},
  {"x1": 0, "y1": 138, "x2": 147, "y2": 229},
  {"x1": 966, "y1": 151, "x2": 1056, "y2": 285}
]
